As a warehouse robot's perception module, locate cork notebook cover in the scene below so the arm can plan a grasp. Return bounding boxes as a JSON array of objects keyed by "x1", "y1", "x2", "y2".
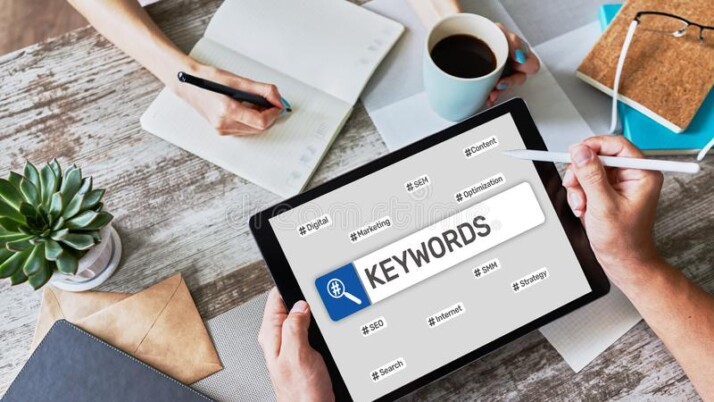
[{"x1": 577, "y1": 0, "x2": 714, "y2": 133}]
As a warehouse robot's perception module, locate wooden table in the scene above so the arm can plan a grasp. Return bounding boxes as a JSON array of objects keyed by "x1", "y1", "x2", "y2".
[{"x1": 0, "y1": 0, "x2": 711, "y2": 399}]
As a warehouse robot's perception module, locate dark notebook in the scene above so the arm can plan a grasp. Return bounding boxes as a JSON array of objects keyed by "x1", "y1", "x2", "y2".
[{"x1": 3, "y1": 320, "x2": 212, "y2": 402}]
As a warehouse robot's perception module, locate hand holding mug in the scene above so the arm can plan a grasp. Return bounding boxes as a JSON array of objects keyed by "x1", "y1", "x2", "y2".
[
  {"x1": 487, "y1": 23, "x2": 541, "y2": 107},
  {"x1": 423, "y1": 14, "x2": 540, "y2": 121}
]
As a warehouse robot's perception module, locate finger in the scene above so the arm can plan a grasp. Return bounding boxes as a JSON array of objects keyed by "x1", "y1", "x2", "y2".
[
  {"x1": 486, "y1": 91, "x2": 499, "y2": 107},
  {"x1": 496, "y1": 24, "x2": 540, "y2": 75},
  {"x1": 562, "y1": 166, "x2": 578, "y2": 188},
  {"x1": 605, "y1": 166, "x2": 620, "y2": 185},
  {"x1": 565, "y1": 164, "x2": 619, "y2": 189},
  {"x1": 562, "y1": 167, "x2": 587, "y2": 218},
  {"x1": 258, "y1": 288, "x2": 288, "y2": 360},
  {"x1": 568, "y1": 144, "x2": 617, "y2": 211},
  {"x1": 511, "y1": 50, "x2": 540, "y2": 75},
  {"x1": 281, "y1": 301, "x2": 312, "y2": 358},
  {"x1": 215, "y1": 119, "x2": 263, "y2": 136},
  {"x1": 565, "y1": 184, "x2": 586, "y2": 218},
  {"x1": 229, "y1": 78, "x2": 284, "y2": 109},
  {"x1": 496, "y1": 23, "x2": 522, "y2": 58},
  {"x1": 229, "y1": 103, "x2": 277, "y2": 131},
  {"x1": 211, "y1": 68, "x2": 285, "y2": 110},
  {"x1": 490, "y1": 91, "x2": 499, "y2": 103},
  {"x1": 615, "y1": 170, "x2": 663, "y2": 195},
  {"x1": 495, "y1": 72, "x2": 527, "y2": 92},
  {"x1": 258, "y1": 107, "x2": 282, "y2": 127},
  {"x1": 582, "y1": 135, "x2": 644, "y2": 158},
  {"x1": 616, "y1": 169, "x2": 663, "y2": 189},
  {"x1": 581, "y1": 135, "x2": 657, "y2": 183}
]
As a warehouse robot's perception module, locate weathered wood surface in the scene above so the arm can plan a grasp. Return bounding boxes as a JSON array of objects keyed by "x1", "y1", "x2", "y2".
[{"x1": 0, "y1": 0, "x2": 711, "y2": 400}]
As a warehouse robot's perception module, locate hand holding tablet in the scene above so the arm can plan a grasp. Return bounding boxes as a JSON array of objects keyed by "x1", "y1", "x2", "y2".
[{"x1": 257, "y1": 289, "x2": 334, "y2": 402}]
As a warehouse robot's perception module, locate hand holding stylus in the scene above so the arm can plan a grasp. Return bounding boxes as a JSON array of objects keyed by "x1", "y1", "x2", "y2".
[
  {"x1": 560, "y1": 136, "x2": 664, "y2": 284},
  {"x1": 560, "y1": 140, "x2": 714, "y2": 399},
  {"x1": 504, "y1": 149, "x2": 700, "y2": 174}
]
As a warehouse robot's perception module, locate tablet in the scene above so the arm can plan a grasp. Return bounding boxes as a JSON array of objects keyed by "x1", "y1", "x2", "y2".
[{"x1": 250, "y1": 98, "x2": 609, "y2": 402}]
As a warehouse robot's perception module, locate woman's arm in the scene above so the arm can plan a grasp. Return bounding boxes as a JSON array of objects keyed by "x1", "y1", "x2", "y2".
[
  {"x1": 563, "y1": 136, "x2": 714, "y2": 399},
  {"x1": 620, "y1": 259, "x2": 714, "y2": 399},
  {"x1": 68, "y1": 0, "x2": 190, "y2": 91},
  {"x1": 68, "y1": 0, "x2": 286, "y2": 135}
]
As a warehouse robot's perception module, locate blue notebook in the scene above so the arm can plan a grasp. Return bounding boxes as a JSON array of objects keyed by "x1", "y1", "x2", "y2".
[
  {"x1": 3, "y1": 320, "x2": 212, "y2": 402},
  {"x1": 599, "y1": 4, "x2": 714, "y2": 155}
]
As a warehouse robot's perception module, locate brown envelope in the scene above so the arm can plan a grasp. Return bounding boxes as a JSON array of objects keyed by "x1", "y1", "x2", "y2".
[{"x1": 31, "y1": 274, "x2": 223, "y2": 384}]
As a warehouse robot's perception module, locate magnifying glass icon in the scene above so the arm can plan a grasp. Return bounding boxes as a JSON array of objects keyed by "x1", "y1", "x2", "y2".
[{"x1": 326, "y1": 278, "x2": 362, "y2": 305}]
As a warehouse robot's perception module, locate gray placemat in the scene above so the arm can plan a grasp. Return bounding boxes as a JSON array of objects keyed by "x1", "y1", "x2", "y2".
[{"x1": 192, "y1": 293, "x2": 276, "y2": 402}]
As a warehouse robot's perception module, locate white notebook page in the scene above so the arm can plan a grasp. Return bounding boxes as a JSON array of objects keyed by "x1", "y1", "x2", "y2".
[
  {"x1": 141, "y1": 38, "x2": 351, "y2": 197},
  {"x1": 205, "y1": 0, "x2": 404, "y2": 104}
]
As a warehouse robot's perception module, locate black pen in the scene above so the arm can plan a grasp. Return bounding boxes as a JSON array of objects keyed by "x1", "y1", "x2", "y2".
[{"x1": 177, "y1": 71, "x2": 291, "y2": 112}]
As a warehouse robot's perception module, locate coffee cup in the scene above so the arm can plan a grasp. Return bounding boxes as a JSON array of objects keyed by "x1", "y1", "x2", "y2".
[{"x1": 423, "y1": 14, "x2": 509, "y2": 121}]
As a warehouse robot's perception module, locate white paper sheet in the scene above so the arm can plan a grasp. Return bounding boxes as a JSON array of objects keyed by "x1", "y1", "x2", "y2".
[
  {"x1": 533, "y1": 22, "x2": 642, "y2": 373},
  {"x1": 207, "y1": 0, "x2": 404, "y2": 104},
  {"x1": 361, "y1": 0, "x2": 643, "y2": 373},
  {"x1": 533, "y1": 22, "x2": 613, "y2": 135},
  {"x1": 540, "y1": 285, "x2": 641, "y2": 372}
]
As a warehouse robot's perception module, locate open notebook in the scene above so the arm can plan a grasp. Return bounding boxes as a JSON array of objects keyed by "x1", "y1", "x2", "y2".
[{"x1": 141, "y1": 0, "x2": 403, "y2": 197}]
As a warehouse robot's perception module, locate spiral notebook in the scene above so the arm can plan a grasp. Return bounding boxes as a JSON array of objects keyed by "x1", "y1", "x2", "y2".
[{"x1": 141, "y1": 0, "x2": 403, "y2": 197}]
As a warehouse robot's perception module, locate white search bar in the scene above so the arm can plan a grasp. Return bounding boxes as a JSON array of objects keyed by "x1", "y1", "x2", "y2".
[{"x1": 353, "y1": 182, "x2": 545, "y2": 303}]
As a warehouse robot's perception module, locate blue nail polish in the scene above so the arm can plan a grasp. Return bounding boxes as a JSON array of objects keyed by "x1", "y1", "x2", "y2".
[
  {"x1": 280, "y1": 97, "x2": 292, "y2": 112},
  {"x1": 515, "y1": 49, "x2": 527, "y2": 64},
  {"x1": 497, "y1": 82, "x2": 508, "y2": 90},
  {"x1": 521, "y1": 44, "x2": 530, "y2": 56}
]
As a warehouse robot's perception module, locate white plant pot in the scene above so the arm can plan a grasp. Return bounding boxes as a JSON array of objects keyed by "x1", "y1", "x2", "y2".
[{"x1": 49, "y1": 225, "x2": 122, "y2": 292}]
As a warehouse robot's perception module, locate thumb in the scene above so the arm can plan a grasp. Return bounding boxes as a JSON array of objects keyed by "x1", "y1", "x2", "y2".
[
  {"x1": 569, "y1": 144, "x2": 616, "y2": 212},
  {"x1": 281, "y1": 301, "x2": 311, "y2": 355}
]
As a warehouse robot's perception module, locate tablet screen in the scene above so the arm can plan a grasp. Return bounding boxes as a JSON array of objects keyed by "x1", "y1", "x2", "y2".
[{"x1": 267, "y1": 112, "x2": 592, "y2": 401}]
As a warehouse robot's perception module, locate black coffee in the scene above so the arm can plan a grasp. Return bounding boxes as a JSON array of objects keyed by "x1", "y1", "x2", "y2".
[{"x1": 430, "y1": 34, "x2": 497, "y2": 78}]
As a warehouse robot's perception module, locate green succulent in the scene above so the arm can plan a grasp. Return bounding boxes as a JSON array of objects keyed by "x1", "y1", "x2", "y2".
[{"x1": 0, "y1": 160, "x2": 113, "y2": 289}]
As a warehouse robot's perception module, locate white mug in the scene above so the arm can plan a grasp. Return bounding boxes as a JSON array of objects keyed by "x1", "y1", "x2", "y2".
[{"x1": 423, "y1": 14, "x2": 509, "y2": 121}]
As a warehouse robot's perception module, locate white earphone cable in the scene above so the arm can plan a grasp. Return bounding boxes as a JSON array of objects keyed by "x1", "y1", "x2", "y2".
[{"x1": 610, "y1": 20, "x2": 639, "y2": 134}]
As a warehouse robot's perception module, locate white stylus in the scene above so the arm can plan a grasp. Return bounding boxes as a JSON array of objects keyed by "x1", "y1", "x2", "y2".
[{"x1": 503, "y1": 149, "x2": 701, "y2": 174}]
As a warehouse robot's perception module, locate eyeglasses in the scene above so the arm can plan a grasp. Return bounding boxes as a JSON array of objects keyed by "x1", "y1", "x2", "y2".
[{"x1": 610, "y1": 11, "x2": 714, "y2": 160}]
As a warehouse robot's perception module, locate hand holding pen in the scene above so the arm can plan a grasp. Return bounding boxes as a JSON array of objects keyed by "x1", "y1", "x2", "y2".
[{"x1": 174, "y1": 66, "x2": 291, "y2": 136}]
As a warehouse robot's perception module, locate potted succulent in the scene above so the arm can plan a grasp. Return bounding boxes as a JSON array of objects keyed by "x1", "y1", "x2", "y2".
[{"x1": 0, "y1": 160, "x2": 121, "y2": 291}]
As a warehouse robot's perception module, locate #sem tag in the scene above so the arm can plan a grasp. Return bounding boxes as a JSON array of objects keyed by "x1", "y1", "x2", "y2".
[{"x1": 404, "y1": 174, "x2": 431, "y2": 193}]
